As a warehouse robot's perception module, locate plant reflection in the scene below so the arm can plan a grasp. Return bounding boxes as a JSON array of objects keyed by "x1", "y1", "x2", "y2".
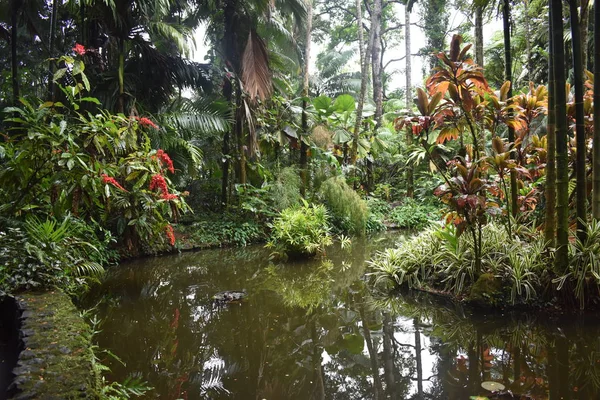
[{"x1": 87, "y1": 235, "x2": 600, "y2": 399}]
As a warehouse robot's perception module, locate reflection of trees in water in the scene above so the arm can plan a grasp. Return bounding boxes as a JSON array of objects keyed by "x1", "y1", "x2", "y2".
[
  {"x1": 373, "y1": 291, "x2": 600, "y2": 399},
  {"x1": 88, "y1": 236, "x2": 600, "y2": 399}
]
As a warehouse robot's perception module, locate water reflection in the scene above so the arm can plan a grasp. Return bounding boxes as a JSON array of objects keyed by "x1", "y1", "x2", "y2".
[{"x1": 87, "y1": 235, "x2": 600, "y2": 399}]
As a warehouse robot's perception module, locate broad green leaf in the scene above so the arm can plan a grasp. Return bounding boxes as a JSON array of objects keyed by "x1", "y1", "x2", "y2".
[{"x1": 334, "y1": 94, "x2": 355, "y2": 113}]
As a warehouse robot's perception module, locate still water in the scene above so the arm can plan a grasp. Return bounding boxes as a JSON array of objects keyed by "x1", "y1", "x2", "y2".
[{"x1": 89, "y1": 233, "x2": 600, "y2": 399}]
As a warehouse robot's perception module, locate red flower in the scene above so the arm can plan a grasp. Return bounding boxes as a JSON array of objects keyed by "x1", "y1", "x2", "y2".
[
  {"x1": 165, "y1": 224, "x2": 176, "y2": 246},
  {"x1": 139, "y1": 117, "x2": 159, "y2": 129},
  {"x1": 156, "y1": 149, "x2": 175, "y2": 173},
  {"x1": 149, "y1": 174, "x2": 169, "y2": 193},
  {"x1": 101, "y1": 174, "x2": 127, "y2": 192},
  {"x1": 73, "y1": 43, "x2": 86, "y2": 56},
  {"x1": 161, "y1": 193, "x2": 178, "y2": 201}
]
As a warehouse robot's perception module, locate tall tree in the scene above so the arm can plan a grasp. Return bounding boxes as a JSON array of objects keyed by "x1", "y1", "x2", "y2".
[
  {"x1": 545, "y1": 3, "x2": 556, "y2": 246},
  {"x1": 351, "y1": 0, "x2": 369, "y2": 165},
  {"x1": 551, "y1": 0, "x2": 569, "y2": 272},
  {"x1": 502, "y1": 0, "x2": 518, "y2": 220},
  {"x1": 300, "y1": 0, "x2": 313, "y2": 196},
  {"x1": 569, "y1": 0, "x2": 587, "y2": 240},
  {"x1": 10, "y1": 0, "x2": 23, "y2": 105},
  {"x1": 405, "y1": 1, "x2": 414, "y2": 198}
]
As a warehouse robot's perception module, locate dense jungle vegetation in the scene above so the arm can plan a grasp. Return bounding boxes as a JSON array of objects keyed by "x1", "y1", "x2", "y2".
[{"x1": 1, "y1": 0, "x2": 600, "y2": 311}]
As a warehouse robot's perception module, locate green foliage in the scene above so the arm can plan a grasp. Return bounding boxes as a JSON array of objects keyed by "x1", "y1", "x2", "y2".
[
  {"x1": 0, "y1": 97, "x2": 189, "y2": 254},
  {"x1": 554, "y1": 220, "x2": 600, "y2": 309},
  {"x1": 0, "y1": 216, "x2": 115, "y2": 294},
  {"x1": 270, "y1": 167, "x2": 302, "y2": 211},
  {"x1": 368, "y1": 228, "x2": 440, "y2": 290},
  {"x1": 86, "y1": 314, "x2": 151, "y2": 399},
  {"x1": 319, "y1": 176, "x2": 368, "y2": 236},
  {"x1": 388, "y1": 198, "x2": 440, "y2": 230},
  {"x1": 365, "y1": 197, "x2": 388, "y2": 234},
  {"x1": 178, "y1": 216, "x2": 265, "y2": 247},
  {"x1": 266, "y1": 201, "x2": 332, "y2": 259},
  {"x1": 368, "y1": 222, "x2": 550, "y2": 306}
]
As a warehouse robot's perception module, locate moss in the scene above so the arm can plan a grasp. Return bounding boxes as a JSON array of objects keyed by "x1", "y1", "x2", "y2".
[
  {"x1": 467, "y1": 273, "x2": 503, "y2": 307},
  {"x1": 13, "y1": 291, "x2": 94, "y2": 399}
]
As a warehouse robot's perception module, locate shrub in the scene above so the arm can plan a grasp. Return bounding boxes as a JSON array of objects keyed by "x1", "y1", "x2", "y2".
[
  {"x1": 270, "y1": 167, "x2": 302, "y2": 212},
  {"x1": 319, "y1": 176, "x2": 368, "y2": 236},
  {"x1": 266, "y1": 201, "x2": 332, "y2": 259},
  {"x1": 388, "y1": 198, "x2": 440, "y2": 229},
  {"x1": 0, "y1": 216, "x2": 115, "y2": 294},
  {"x1": 178, "y1": 215, "x2": 265, "y2": 247}
]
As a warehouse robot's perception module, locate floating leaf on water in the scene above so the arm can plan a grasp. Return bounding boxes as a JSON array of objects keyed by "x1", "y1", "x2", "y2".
[{"x1": 481, "y1": 381, "x2": 506, "y2": 391}]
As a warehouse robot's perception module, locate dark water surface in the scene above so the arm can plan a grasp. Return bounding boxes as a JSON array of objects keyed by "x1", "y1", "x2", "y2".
[{"x1": 88, "y1": 233, "x2": 600, "y2": 399}]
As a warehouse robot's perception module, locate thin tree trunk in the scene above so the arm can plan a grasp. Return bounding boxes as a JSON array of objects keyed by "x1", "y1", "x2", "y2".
[
  {"x1": 47, "y1": 0, "x2": 59, "y2": 101},
  {"x1": 594, "y1": 0, "x2": 600, "y2": 219},
  {"x1": 117, "y1": 38, "x2": 125, "y2": 113},
  {"x1": 367, "y1": 0, "x2": 383, "y2": 191},
  {"x1": 570, "y1": 0, "x2": 587, "y2": 240},
  {"x1": 221, "y1": 0, "x2": 237, "y2": 208},
  {"x1": 235, "y1": 87, "x2": 246, "y2": 185},
  {"x1": 405, "y1": 6, "x2": 414, "y2": 198},
  {"x1": 351, "y1": 0, "x2": 367, "y2": 165},
  {"x1": 580, "y1": 0, "x2": 590, "y2": 71},
  {"x1": 474, "y1": 5, "x2": 484, "y2": 67},
  {"x1": 11, "y1": 0, "x2": 22, "y2": 106},
  {"x1": 503, "y1": 0, "x2": 518, "y2": 221},
  {"x1": 551, "y1": 0, "x2": 570, "y2": 272},
  {"x1": 300, "y1": 0, "x2": 313, "y2": 197},
  {"x1": 545, "y1": 3, "x2": 557, "y2": 246},
  {"x1": 524, "y1": 0, "x2": 533, "y2": 81}
]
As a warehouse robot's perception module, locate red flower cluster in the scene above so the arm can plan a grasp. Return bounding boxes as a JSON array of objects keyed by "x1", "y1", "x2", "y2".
[
  {"x1": 165, "y1": 224, "x2": 176, "y2": 246},
  {"x1": 149, "y1": 174, "x2": 178, "y2": 201},
  {"x1": 156, "y1": 149, "x2": 175, "y2": 173},
  {"x1": 101, "y1": 174, "x2": 127, "y2": 192},
  {"x1": 73, "y1": 43, "x2": 86, "y2": 56}
]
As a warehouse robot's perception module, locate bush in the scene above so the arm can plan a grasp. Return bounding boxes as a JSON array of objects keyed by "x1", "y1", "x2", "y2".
[
  {"x1": 319, "y1": 176, "x2": 368, "y2": 236},
  {"x1": 178, "y1": 215, "x2": 265, "y2": 247},
  {"x1": 388, "y1": 198, "x2": 440, "y2": 229},
  {"x1": 266, "y1": 201, "x2": 332, "y2": 259},
  {"x1": 0, "y1": 216, "x2": 115, "y2": 294}
]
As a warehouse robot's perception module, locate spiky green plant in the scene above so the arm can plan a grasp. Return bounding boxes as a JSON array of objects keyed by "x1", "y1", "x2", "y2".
[
  {"x1": 319, "y1": 176, "x2": 368, "y2": 236},
  {"x1": 266, "y1": 201, "x2": 332, "y2": 259}
]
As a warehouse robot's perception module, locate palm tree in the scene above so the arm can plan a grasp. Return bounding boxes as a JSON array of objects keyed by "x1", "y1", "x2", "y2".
[{"x1": 545, "y1": 3, "x2": 556, "y2": 247}]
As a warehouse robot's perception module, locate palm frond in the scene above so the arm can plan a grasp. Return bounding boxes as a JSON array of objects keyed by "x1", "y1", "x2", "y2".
[{"x1": 242, "y1": 30, "x2": 272, "y2": 101}]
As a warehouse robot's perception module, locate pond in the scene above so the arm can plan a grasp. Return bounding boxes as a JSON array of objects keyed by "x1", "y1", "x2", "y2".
[{"x1": 88, "y1": 233, "x2": 600, "y2": 399}]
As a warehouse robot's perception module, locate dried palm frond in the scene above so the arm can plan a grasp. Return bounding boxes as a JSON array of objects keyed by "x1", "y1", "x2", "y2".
[{"x1": 241, "y1": 30, "x2": 272, "y2": 101}]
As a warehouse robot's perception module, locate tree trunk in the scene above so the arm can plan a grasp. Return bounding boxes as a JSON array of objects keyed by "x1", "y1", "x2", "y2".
[
  {"x1": 551, "y1": 0, "x2": 570, "y2": 272},
  {"x1": 503, "y1": 0, "x2": 518, "y2": 221},
  {"x1": 221, "y1": 0, "x2": 238, "y2": 208},
  {"x1": 545, "y1": 3, "x2": 556, "y2": 246},
  {"x1": 235, "y1": 87, "x2": 246, "y2": 185},
  {"x1": 117, "y1": 38, "x2": 125, "y2": 113},
  {"x1": 570, "y1": 0, "x2": 587, "y2": 240},
  {"x1": 368, "y1": 0, "x2": 383, "y2": 192},
  {"x1": 351, "y1": 0, "x2": 367, "y2": 166},
  {"x1": 594, "y1": 0, "x2": 600, "y2": 219},
  {"x1": 474, "y1": 5, "x2": 484, "y2": 67},
  {"x1": 47, "y1": 0, "x2": 59, "y2": 101},
  {"x1": 524, "y1": 0, "x2": 533, "y2": 81},
  {"x1": 405, "y1": 6, "x2": 414, "y2": 198},
  {"x1": 11, "y1": 0, "x2": 22, "y2": 106},
  {"x1": 580, "y1": 0, "x2": 590, "y2": 71},
  {"x1": 300, "y1": 0, "x2": 313, "y2": 197}
]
